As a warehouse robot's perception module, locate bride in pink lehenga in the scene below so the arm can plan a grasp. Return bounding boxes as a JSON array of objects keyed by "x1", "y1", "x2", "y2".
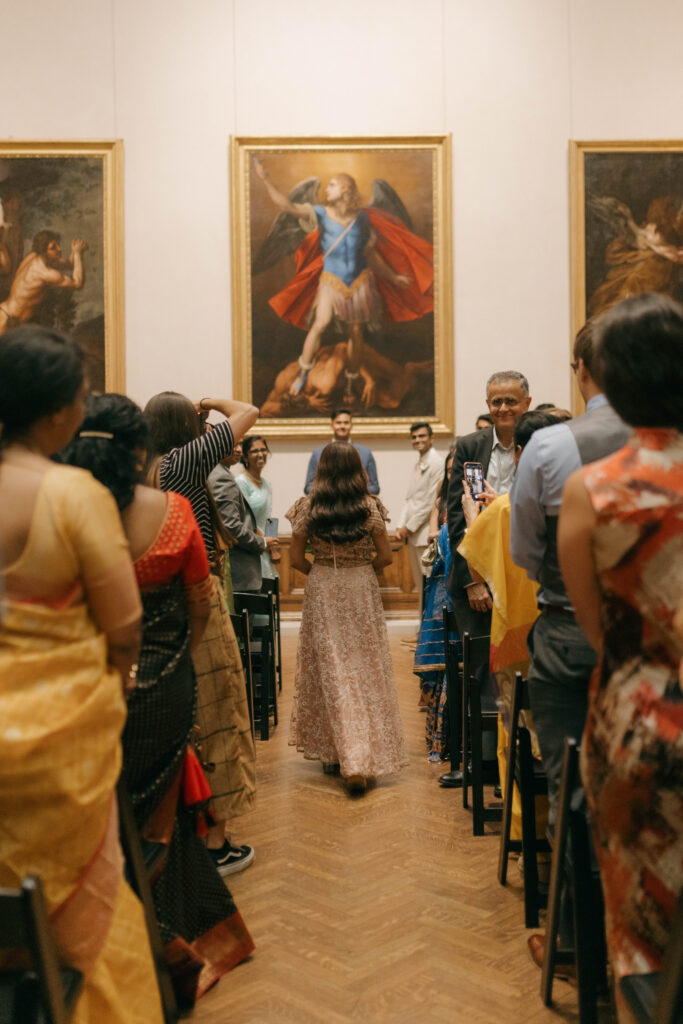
[{"x1": 286, "y1": 442, "x2": 408, "y2": 794}]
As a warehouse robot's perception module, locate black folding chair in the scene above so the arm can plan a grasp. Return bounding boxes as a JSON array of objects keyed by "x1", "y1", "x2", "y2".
[
  {"x1": 117, "y1": 777, "x2": 179, "y2": 1024},
  {"x1": 541, "y1": 738, "x2": 606, "y2": 1024},
  {"x1": 261, "y1": 577, "x2": 282, "y2": 693},
  {"x1": 230, "y1": 608, "x2": 255, "y2": 741},
  {"x1": 497, "y1": 672, "x2": 550, "y2": 927},
  {"x1": 442, "y1": 605, "x2": 462, "y2": 773},
  {"x1": 233, "y1": 592, "x2": 277, "y2": 740},
  {"x1": 0, "y1": 875, "x2": 83, "y2": 1024},
  {"x1": 461, "y1": 631, "x2": 500, "y2": 836}
]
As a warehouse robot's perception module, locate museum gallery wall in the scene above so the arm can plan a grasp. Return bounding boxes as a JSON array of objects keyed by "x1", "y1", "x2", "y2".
[{"x1": 2, "y1": 0, "x2": 683, "y2": 520}]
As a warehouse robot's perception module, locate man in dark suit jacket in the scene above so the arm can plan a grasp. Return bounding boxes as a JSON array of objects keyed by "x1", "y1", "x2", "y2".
[
  {"x1": 441, "y1": 370, "x2": 532, "y2": 786},
  {"x1": 209, "y1": 445, "x2": 276, "y2": 592}
]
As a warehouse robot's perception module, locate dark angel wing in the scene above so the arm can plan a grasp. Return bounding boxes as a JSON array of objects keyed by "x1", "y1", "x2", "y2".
[
  {"x1": 587, "y1": 192, "x2": 639, "y2": 248},
  {"x1": 251, "y1": 176, "x2": 320, "y2": 275},
  {"x1": 369, "y1": 180, "x2": 413, "y2": 231}
]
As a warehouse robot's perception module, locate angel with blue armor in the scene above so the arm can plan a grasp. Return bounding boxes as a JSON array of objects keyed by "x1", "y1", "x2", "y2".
[{"x1": 253, "y1": 159, "x2": 434, "y2": 408}]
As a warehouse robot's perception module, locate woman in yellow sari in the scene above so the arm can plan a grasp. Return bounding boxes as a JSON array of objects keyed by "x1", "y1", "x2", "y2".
[{"x1": 0, "y1": 325, "x2": 163, "y2": 1024}]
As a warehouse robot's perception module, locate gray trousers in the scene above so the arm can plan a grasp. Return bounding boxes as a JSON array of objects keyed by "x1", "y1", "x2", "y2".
[{"x1": 526, "y1": 610, "x2": 596, "y2": 823}]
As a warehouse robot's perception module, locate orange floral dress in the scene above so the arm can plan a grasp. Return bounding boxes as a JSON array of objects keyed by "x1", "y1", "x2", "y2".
[
  {"x1": 580, "y1": 428, "x2": 683, "y2": 994},
  {"x1": 286, "y1": 495, "x2": 408, "y2": 779}
]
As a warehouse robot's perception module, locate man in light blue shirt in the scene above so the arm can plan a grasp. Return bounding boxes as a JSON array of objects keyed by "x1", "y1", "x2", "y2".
[
  {"x1": 510, "y1": 321, "x2": 630, "y2": 965},
  {"x1": 304, "y1": 408, "x2": 379, "y2": 494},
  {"x1": 510, "y1": 323, "x2": 630, "y2": 819}
]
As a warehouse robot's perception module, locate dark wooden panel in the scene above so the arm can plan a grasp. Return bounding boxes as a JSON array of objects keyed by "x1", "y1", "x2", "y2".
[{"x1": 276, "y1": 535, "x2": 419, "y2": 617}]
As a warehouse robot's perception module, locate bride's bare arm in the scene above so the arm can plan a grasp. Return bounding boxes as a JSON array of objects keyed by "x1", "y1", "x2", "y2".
[
  {"x1": 289, "y1": 533, "x2": 312, "y2": 576},
  {"x1": 372, "y1": 529, "x2": 393, "y2": 572}
]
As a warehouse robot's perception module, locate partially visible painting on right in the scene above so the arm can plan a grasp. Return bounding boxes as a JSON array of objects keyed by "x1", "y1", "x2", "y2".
[{"x1": 571, "y1": 141, "x2": 683, "y2": 326}]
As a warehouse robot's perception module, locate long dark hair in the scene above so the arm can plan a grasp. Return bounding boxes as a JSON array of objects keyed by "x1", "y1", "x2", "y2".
[
  {"x1": 0, "y1": 325, "x2": 84, "y2": 449},
  {"x1": 142, "y1": 389, "x2": 234, "y2": 548},
  {"x1": 144, "y1": 391, "x2": 200, "y2": 456},
  {"x1": 437, "y1": 443, "x2": 457, "y2": 522},
  {"x1": 595, "y1": 292, "x2": 683, "y2": 429},
  {"x1": 58, "y1": 393, "x2": 148, "y2": 511},
  {"x1": 308, "y1": 442, "x2": 371, "y2": 543}
]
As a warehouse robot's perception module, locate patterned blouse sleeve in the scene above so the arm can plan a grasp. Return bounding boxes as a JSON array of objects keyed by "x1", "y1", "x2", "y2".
[
  {"x1": 285, "y1": 496, "x2": 310, "y2": 538},
  {"x1": 173, "y1": 494, "x2": 211, "y2": 586},
  {"x1": 368, "y1": 496, "x2": 391, "y2": 536},
  {"x1": 161, "y1": 419, "x2": 234, "y2": 489}
]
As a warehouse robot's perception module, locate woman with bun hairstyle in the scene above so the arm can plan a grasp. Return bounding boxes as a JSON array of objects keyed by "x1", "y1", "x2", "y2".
[
  {"x1": 60, "y1": 393, "x2": 254, "y2": 1006},
  {"x1": 286, "y1": 441, "x2": 408, "y2": 794},
  {"x1": 0, "y1": 325, "x2": 163, "y2": 1023}
]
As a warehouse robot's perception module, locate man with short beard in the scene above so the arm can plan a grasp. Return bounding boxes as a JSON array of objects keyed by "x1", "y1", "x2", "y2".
[{"x1": 0, "y1": 230, "x2": 88, "y2": 335}]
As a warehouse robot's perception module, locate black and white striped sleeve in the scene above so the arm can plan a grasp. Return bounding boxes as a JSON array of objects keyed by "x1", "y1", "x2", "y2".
[{"x1": 163, "y1": 420, "x2": 234, "y2": 489}]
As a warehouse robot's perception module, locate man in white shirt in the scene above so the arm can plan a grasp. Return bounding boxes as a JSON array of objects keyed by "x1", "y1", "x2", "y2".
[{"x1": 396, "y1": 422, "x2": 444, "y2": 620}]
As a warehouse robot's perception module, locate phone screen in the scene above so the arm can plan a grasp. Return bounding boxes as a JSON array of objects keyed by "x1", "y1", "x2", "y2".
[{"x1": 464, "y1": 462, "x2": 484, "y2": 499}]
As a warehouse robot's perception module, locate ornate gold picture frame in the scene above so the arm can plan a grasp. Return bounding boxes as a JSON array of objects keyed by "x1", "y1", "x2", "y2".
[
  {"x1": 0, "y1": 140, "x2": 125, "y2": 390},
  {"x1": 570, "y1": 139, "x2": 683, "y2": 408},
  {"x1": 230, "y1": 135, "x2": 453, "y2": 438}
]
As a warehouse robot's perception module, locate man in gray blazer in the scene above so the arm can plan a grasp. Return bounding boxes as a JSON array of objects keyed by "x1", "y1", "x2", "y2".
[{"x1": 210, "y1": 444, "x2": 277, "y2": 592}]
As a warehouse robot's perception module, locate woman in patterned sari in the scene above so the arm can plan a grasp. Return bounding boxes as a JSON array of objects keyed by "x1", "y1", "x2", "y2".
[
  {"x1": 559, "y1": 293, "x2": 683, "y2": 1021},
  {"x1": 413, "y1": 447, "x2": 457, "y2": 761},
  {"x1": 0, "y1": 326, "x2": 163, "y2": 1024},
  {"x1": 144, "y1": 391, "x2": 259, "y2": 875},
  {"x1": 60, "y1": 393, "x2": 254, "y2": 1007}
]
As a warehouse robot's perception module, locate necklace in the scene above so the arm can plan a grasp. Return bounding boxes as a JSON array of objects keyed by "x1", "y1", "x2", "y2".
[{"x1": 245, "y1": 469, "x2": 263, "y2": 486}]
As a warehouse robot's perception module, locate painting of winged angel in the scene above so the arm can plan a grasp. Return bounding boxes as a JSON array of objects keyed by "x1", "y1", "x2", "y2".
[{"x1": 250, "y1": 155, "x2": 436, "y2": 417}]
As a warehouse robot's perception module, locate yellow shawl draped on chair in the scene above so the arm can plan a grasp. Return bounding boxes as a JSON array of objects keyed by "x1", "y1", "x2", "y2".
[{"x1": 458, "y1": 494, "x2": 547, "y2": 842}]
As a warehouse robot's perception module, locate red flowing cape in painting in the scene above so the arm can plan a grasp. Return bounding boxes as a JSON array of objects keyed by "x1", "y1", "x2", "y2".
[{"x1": 268, "y1": 208, "x2": 434, "y2": 329}]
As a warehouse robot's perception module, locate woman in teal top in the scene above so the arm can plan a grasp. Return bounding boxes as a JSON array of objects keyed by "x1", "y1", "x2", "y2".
[{"x1": 235, "y1": 435, "x2": 277, "y2": 580}]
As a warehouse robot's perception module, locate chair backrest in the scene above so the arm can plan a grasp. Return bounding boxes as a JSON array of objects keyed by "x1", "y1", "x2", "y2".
[
  {"x1": 233, "y1": 591, "x2": 271, "y2": 618},
  {"x1": 462, "y1": 631, "x2": 491, "y2": 685},
  {"x1": 0, "y1": 875, "x2": 77, "y2": 1024},
  {"x1": 442, "y1": 605, "x2": 458, "y2": 641},
  {"x1": 509, "y1": 672, "x2": 534, "y2": 746},
  {"x1": 230, "y1": 609, "x2": 255, "y2": 741}
]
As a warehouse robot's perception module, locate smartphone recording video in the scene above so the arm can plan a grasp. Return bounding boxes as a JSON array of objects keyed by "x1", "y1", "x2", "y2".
[{"x1": 464, "y1": 461, "x2": 484, "y2": 500}]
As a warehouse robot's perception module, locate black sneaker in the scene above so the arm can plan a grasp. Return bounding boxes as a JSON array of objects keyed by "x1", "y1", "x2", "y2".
[{"x1": 209, "y1": 840, "x2": 255, "y2": 877}]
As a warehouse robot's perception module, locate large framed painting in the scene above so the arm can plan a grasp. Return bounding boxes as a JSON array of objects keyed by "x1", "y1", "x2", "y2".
[
  {"x1": 571, "y1": 140, "x2": 683, "y2": 405},
  {"x1": 0, "y1": 141, "x2": 124, "y2": 391},
  {"x1": 230, "y1": 135, "x2": 453, "y2": 437}
]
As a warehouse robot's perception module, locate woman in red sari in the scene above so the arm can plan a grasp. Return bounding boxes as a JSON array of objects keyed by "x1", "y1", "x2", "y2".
[{"x1": 60, "y1": 393, "x2": 254, "y2": 1008}]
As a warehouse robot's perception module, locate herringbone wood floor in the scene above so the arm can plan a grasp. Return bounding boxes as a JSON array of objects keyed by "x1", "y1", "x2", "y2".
[{"x1": 195, "y1": 635, "x2": 616, "y2": 1024}]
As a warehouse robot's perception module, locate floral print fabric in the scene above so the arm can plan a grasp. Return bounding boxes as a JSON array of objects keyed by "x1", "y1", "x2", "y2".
[{"x1": 580, "y1": 428, "x2": 683, "y2": 989}]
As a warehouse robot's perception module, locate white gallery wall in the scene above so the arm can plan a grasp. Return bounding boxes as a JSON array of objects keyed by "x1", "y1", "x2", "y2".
[{"x1": 2, "y1": 0, "x2": 683, "y2": 527}]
